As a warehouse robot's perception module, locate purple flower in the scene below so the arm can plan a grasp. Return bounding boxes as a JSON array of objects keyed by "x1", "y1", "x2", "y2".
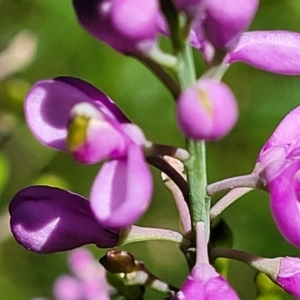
[
  {"x1": 25, "y1": 76, "x2": 153, "y2": 228},
  {"x1": 177, "y1": 78, "x2": 238, "y2": 141},
  {"x1": 9, "y1": 186, "x2": 119, "y2": 253},
  {"x1": 173, "y1": 263, "x2": 239, "y2": 299},
  {"x1": 53, "y1": 248, "x2": 114, "y2": 300},
  {"x1": 203, "y1": 0, "x2": 258, "y2": 51},
  {"x1": 227, "y1": 31, "x2": 300, "y2": 75},
  {"x1": 256, "y1": 105, "x2": 300, "y2": 247},
  {"x1": 173, "y1": 0, "x2": 207, "y2": 17},
  {"x1": 276, "y1": 257, "x2": 300, "y2": 298},
  {"x1": 72, "y1": 0, "x2": 161, "y2": 55}
]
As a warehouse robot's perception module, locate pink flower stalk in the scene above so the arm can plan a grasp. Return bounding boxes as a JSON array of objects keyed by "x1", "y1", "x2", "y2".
[
  {"x1": 72, "y1": 0, "x2": 161, "y2": 55},
  {"x1": 53, "y1": 248, "x2": 114, "y2": 300},
  {"x1": 255, "y1": 105, "x2": 300, "y2": 248},
  {"x1": 227, "y1": 31, "x2": 300, "y2": 75},
  {"x1": 169, "y1": 263, "x2": 239, "y2": 299},
  {"x1": 203, "y1": 0, "x2": 258, "y2": 51},
  {"x1": 177, "y1": 78, "x2": 238, "y2": 141},
  {"x1": 9, "y1": 186, "x2": 119, "y2": 253},
  {"x1": 25, "y1": 76, "x2": 153, "y2": 228}
]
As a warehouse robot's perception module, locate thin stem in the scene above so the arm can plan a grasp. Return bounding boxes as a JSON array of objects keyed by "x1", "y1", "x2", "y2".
[
  {"x1": 195, "y1": 221, "x2": 209, "y2": 265},
  {"x1": 144, "y1": 142, "x2": 190, "y2": 162},
  {"x1": 119, "y1": 225, "x2": 190, "y2": 247},
  {"x1": 146, "y1": 155, "x2": 190, "y2": 203},
  {"x1": 207, "y1": 173, "x2": 260, "y2": 196},
  {"x1": 135, "y1": 54, "x2": 180, "y2": 99},
  {"x1": 210, "y1": 187, "x2": 254, "y2": 221},
  {"x1": 162, "y1": 166, "x2": 192, "y2": 236},
  {"x1": 185, "y1": 140, "x2": 209, "y2": 227},
  {"x1": 211, "y1": 247, "x2": 281, "y2": 279}
]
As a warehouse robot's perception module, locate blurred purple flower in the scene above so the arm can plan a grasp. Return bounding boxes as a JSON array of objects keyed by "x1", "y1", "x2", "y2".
[
  {"x1": 25, "y1": 76, "x2": 153, "y2": 228},
  {"x1": 203, "y1": 0, "x2": 258, "y2": 51},
  {"x1": 177, "y1": 78, "x2": 238, "y2": 141},
  {"x1": 9, "y1": 186, "x2": 119, "y2": 253},
  {"x1": 256, "y1": 105, "x2": 300, "y2": 247},
  {"x1": 227, "y1": 31, "x2": 300, "y2": 75},
  {"x1": 53, "y1": 248, "x2": 114, "y2": 300},
  {"x1": 72, "y1": 0, "x2": 161, "y2": 55},
  {"x1": 171, "y1": 263, "x2": 239, "y2": 299}
]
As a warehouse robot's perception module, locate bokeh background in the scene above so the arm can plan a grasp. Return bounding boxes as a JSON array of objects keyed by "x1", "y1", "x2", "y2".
[{"x1": 1, "y1": 0, "x2": 300, "y2": 299}]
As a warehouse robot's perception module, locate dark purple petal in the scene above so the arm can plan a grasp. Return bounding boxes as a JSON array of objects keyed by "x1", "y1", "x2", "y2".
[
  {"x1": 72, "y1": 0, "x2": 159, "y2": 54},
  {"x1": 9, "y1": 186, "x2": 119, "y2": 253},
  {"x1": 90, "y1": 144, "x2": 153, "y2": 228},
  {"x1": 25, "y1": 77, "x2": 129, "y2": 151},
  {"x1": 227, "y1": 31, "x2": 300, "y2": 75}
]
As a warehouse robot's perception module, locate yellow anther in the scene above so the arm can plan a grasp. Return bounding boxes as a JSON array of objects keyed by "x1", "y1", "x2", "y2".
[{"x1": 66, "y1": 115, "x2": 89, "y2": 151}]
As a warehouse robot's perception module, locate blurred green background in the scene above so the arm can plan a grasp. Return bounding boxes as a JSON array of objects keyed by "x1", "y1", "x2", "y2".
[{"x1": 1, "y1": 0, "x2": 300, "y2": 299}]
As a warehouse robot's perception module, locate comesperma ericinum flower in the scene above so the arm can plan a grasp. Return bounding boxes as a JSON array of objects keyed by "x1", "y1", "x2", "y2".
[
  {"x1": 169, "y1": 263, "x2": 240, "y2": 300},
  {"x1": 203, "y1": 0, "x2": 258, "y2": 51},
  {"x1": 72, "y1": 0, "x2": 161, "y2": 55},
  {"x1": 9, "y1": 186, "x2": 119, "y2": 253},
  {"x1": 53, "y1": 248, "x2": 115, "y2": 300},
  {"x1": 255, "y1": 105, "x2": 300, "y2": 248},
  {"x1": 177, "y1": 78, "x2": 238, "y2": 141},
  {"x1": 227, "y1": 31, "x2": 300, "y2": 75},
  {"x1": 25, "y1": 76, "x2": 153, "y2": 228}
]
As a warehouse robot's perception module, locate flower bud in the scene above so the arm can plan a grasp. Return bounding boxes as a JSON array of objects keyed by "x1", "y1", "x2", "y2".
[
  {"x1": 175, "y1": 263, "x2": 240, "y2": 299},
  {"x1": 203, "y1": 0, "x2": 258, "y2": 51},
  {"x1": 177, "y1": 78, "x2": 238, "y2": 141},
  {"x1": 72, "y1": 0, "x2": 161, "y2": 55},
  {"x1": 9, "y1": 186, "x2": 119, "y2": 253}
]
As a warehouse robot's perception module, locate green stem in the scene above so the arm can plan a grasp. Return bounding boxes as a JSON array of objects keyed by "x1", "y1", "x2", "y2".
[
  {"x1": 119, "y1": 225, "x2": 190, "y2": 247},
  {"x1": 176, "y1": 41, "x2": 210, "y2": 232}
]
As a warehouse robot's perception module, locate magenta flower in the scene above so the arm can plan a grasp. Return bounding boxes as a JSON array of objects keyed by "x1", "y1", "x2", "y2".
[
  {"x1": 276, "y1": 256, "x2": 300, "y2": 298},
  {"x1": 25, "y1": 76, "x2": 153, "y2": 228},
  {"x1": 171, "y1": 263, "x2": 239, "y2": 299},
  {"x1": 256, "y1": 105, "x2": 300, "y2": 247},
  {"x1": 53, "y1": 248, "x2": 114, "y2": 300},
  {"x1": 72, "y1": 0, "x2": 161, "y2": 55},
  {"x1": 177, "y1": 78, "x2": 238, "y2": 141},
  {"x1": 9, "y1": 186, "x2": 119, "y2": 253},
  {"x1": 203, "y1": 0, "x2": 258, "y2": 51},
  {"x1": 227, "y1": 31, "x2": 300, "y2": 75}
]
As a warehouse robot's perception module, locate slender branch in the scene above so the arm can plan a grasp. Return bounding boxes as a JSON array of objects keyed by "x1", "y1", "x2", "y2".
[
  {"x1": 210, "y1": 187, "x2": 254, "y2": 221},
  {"x1": 207, "y1": 173, "x2": 260, "y2": 196},
  {"x1": 119, "y1": 225, "x2": 190, "y2": 247},
  {"x1": 144, "y1": 142, "x2": 190, "y2": 162},
  {"x1": 135, "y1": 54, "x2": 180, "y2": 99},
  {"x1": 195, "y1": 221, "x2": 209, "y2": 265},
  {"x1": 161, "y1": 157, "x2": 192, "y2": 236},
  {"x1": 146, "y1": 155, "x2": 190, "y2": 203},
  {"x1": 211, "y1": 247, "x2": 281, "y2": 278}
]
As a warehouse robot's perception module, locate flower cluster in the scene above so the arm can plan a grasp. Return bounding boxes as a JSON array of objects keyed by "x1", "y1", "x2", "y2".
[{"x1": 7, "y1": 0, "x2": 300, "y2": 299}]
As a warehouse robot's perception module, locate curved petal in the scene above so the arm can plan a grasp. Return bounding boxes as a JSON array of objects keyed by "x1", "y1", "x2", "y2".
[
  {"x1": 25, "y1": 77, "x2": 128, "y2": 150},
  {"x1": 9, "y1": 186, "x2": 119, "y2": 253},
  {"x1": 276, "y1": 257, "x2": 300, "y2": 298},
  {"x1": 260, "y1": 105, "x2": 300, "y2": 153},
  {"x1": 227, "y1": 31, "x2": 300, "y2": 75},
  {"x1": 268, "y1": 160, "x2": 300, "y2": 247},
  {"x1": 90, "y1": 145, "x2": 153, "y2": 228}
]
